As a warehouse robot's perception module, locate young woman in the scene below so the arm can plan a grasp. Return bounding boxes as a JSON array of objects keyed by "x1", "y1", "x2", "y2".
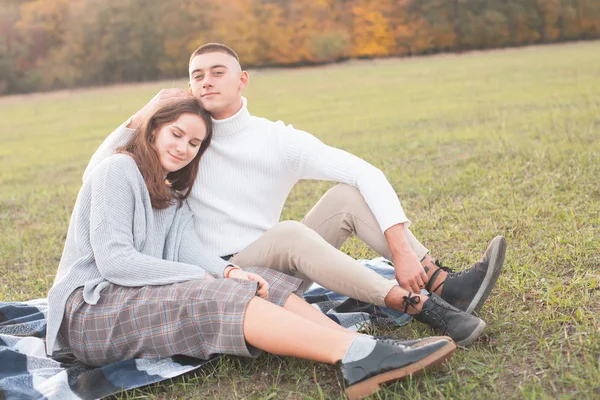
[{"x1": 46, "y1": 97, "x2": 456, "y2": 399}]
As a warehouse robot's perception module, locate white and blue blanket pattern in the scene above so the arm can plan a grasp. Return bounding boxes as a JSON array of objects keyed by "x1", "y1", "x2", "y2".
[{"x1": 0, "y1": 258, "x2": 410, "y2": 400}]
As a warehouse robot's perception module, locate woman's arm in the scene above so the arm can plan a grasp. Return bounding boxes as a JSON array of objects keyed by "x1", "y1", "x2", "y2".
[
  {"x1": 177, "y1": 216, "x2": 234, "y2": 278},
  {"x1": 91, "y1": 220, "x2": 211, "y2": 286},
  {"x1": 88, "y1": 155, "x2": 210, "y2": 286}
]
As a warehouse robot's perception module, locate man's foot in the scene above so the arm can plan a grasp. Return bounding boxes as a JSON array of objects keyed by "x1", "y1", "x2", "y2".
[
  {"x1": 405, "y1": 293, "x2": 486, "y2": 346},
  {"x1": 341, "y1": 337, "x2": 456, "y2": 400},
  {"x1": 426, "y1": 236, "x2": 507, "y2": 314}
]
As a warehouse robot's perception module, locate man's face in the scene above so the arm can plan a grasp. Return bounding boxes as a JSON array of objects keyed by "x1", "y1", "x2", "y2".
[{"x1": 188, "y1": 52, "x2": 248, "y2": 120}]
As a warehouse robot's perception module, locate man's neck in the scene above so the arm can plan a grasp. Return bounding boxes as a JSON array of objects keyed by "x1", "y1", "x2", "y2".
[{"x1": 212, "y1": 98, "x2": 244, "y2": 120}]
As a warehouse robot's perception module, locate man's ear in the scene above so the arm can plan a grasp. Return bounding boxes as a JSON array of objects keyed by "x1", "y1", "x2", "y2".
[
  {"x1": 239, "y1": 71, "x2": 249, "y2": 90},
  {"x1": 188, "y1": 81, "x2": 193, "y2": 94}
]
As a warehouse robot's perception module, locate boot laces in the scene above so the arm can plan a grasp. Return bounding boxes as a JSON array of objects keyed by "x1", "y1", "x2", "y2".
[
  {"x1": 425, "y1": 260, "x2": 454, "y2": 293},
  {"x1": 376, "y1": 338, "x2": 410, "y2": 349},
  {"x1": 402, "y1": 292, "x2": 421, "y2": 314},
  {"x1": 428, "y1": 296, "x2": 451, "y2": 333},
  {"x1": 434, "y1": 260, "x2": 454, "y2": 273}
]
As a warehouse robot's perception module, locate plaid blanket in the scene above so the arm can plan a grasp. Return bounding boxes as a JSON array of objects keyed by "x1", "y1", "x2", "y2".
[{"x1": 0, "y1": 258, "x2": 410, "y2": 400}]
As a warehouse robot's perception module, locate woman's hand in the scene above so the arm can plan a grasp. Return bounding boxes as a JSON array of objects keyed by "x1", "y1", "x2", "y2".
[{"x1": 227, "y1": 268, "x2": 269, "y2": 299}]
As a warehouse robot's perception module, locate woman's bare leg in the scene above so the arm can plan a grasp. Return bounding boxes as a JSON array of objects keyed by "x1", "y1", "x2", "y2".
[
  {"x1": 282, "y1": 293, "x2": 349, "y2": 333},
  {"x1": 243, "y1": 296, "x2": 359, "y2": 363}
]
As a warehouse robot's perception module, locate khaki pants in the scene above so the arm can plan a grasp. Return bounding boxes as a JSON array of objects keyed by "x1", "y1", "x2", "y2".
[{"x1": 230, "y1": 184, "x2": 429, "y2": 307}]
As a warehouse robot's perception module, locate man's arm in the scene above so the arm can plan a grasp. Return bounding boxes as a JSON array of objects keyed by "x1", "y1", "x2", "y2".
[
  {"x1": 280, "y1": 125, "x2": 427, "y2": 292},
  {"x1": 83, "y1": 89, "x2": 194, "y2": 182},
  {"x1": 385, "y1": 223, "x2": 428, "y2": 293},
  {"x1": 82, "y1": 120, "x2": 136, "y2": 181}
]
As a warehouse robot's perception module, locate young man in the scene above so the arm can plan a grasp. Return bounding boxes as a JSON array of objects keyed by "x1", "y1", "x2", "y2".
[{"x1": 84, "y1": 43, "x2": 506, "y2": 346}]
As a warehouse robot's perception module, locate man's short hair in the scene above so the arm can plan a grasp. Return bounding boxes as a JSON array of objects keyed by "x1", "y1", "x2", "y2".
[{"x1": 189, "y1": 43, "x2": 240, "y2": 66}]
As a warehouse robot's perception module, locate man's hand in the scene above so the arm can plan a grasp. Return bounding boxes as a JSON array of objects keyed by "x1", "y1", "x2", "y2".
[
  {"x1": 385, "y1": 223, "x2": 428, "y2": 293},
  {"x1": 227, "y1": 269, "x2": 270, "y2": 299},
  {"x1": 127, "y1": 88, "x2": 193, "y2": 129},
  {"x1": 393, "y1": 249, "x2": 428, "y2": 293}
]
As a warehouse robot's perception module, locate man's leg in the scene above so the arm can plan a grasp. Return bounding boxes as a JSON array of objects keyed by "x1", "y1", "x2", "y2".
[
  {"x1": 300, "y1": 184, "x2": 506, "y2": 315},
  {"x1": 230, "y1": 221, "x2": 396, "y2": 307},
  {"x1": 230, "y1": 221, "x2": 487, "y2": 346},
  {"x1": 300, "y1": 184, "x2": 428, "y2": 260}
]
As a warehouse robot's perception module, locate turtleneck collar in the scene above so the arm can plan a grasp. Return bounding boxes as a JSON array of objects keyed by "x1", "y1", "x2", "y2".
[{"x1": 211, "y1": 97, "x2": 251, "y2": 138}]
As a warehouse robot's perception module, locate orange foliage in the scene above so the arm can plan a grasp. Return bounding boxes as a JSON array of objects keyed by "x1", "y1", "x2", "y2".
[{"x1": 1, "y1": 0, "x2": 599, "y2": 94}]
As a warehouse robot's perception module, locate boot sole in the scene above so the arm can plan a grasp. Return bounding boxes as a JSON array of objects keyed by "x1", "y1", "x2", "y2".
[
  {"x1": 344, "y1": 340, "x2": 457, "y2": 400},
  {"x1": 466, "y1": 236, "x2": 507, "y2": 315}
]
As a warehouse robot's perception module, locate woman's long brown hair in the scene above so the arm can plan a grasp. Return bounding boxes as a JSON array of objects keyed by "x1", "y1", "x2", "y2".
[{"x1": 118, "y1": 97, "x2": 213, "y2": 209}]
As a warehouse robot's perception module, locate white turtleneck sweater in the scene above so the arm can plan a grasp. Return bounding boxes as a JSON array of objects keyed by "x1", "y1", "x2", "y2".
[{"x1": 83, "y1": 97, "x2": 408, "y2": 257}]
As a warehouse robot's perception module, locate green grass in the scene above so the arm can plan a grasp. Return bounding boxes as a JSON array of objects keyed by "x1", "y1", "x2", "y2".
[{"x1": 1, "y1": 41, "x2": 599, "y2": 399}]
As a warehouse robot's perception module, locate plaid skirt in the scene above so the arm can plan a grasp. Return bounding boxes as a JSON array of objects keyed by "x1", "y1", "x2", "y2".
[{"x1": 59, "y1": 267, "x2": 303, "y2": 367}]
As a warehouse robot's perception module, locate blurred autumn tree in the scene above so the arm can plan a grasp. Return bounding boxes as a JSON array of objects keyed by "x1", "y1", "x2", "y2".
[{"x1": 0, "y1": 0, "x2": 598, "y2": 94}]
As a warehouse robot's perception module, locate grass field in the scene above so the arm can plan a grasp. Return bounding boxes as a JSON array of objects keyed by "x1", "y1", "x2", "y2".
[{"x1": 1, "y1": 41, "x2": 599, "y2": 399}]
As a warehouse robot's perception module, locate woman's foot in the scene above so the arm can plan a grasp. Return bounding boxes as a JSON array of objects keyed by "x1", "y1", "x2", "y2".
[
  {"x1": 341, "y1": 337, "x2": 456, "y2": 399},
  {"x1": 372, "y1": 335, "x2": 454, "y2": 349}
]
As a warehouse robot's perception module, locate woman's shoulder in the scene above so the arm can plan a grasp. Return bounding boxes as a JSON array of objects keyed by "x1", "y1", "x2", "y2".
[
  {"x1": 88, "y1": 153, "x2": 142, "y2": 183},
  {"x1": 100, "y1": 153, "x2": 138, "y2": 170}
]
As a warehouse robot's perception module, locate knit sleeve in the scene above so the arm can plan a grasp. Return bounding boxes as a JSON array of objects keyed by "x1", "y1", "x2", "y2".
[
  {"x1": 177, "y1": 215, "x2": 232, "y2": 277},
  {"x1": 279, "y1": 124, "x2": 409, "y2": 232},
  {"x1": 88, "y1": 156, "x2": 210, "y2": 286},
  {"x1": 83, "y1": 121, "x2": 137, "y2": 182}
]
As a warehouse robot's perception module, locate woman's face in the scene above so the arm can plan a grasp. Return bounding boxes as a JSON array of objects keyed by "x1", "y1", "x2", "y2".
[{"x1": 153, "y1": 113, "x2": 207, "y2": 173}]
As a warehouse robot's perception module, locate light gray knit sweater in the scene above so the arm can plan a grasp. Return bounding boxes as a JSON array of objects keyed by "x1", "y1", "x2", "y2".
[{"x1": 46, "y1": 154, "x2": 230, "y2": 355}]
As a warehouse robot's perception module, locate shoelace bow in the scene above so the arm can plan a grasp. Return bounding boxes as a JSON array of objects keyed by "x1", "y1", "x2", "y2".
[
  {"x1": 402, "y1": 292, "x2": 421, "y2": 314},
  {"x1": 403, "y1": 292, "x2": 450, "y2": 334}
]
